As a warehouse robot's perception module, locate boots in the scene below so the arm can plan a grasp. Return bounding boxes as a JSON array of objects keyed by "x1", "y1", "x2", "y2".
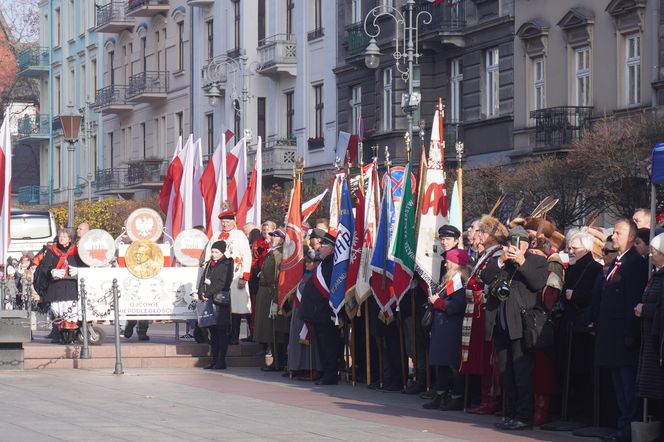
[
  {"x1": 467, "y1": 377, "x2": 498, "y2": 415},
  {"x1": 533, "y1": 394, "x2": 550, "y2": 426},
  {"x1": 422, "y1": 392, "x2": 446, "y2": 409},
  {"x1": 440, "y1": 395, "x2": 464, "y2": 411}
]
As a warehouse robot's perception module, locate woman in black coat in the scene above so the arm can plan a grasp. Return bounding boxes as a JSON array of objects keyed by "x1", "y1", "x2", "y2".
[
  {"x1": 37, "y1": 228, "x2": 85, "y2": 344},
  {"x1": 198, "y1": 240, "x2": 234, "y2": 370},
  {"x1": 423, "y1": 249, "x2": 469, "y2": 411},
  {"x1": 635, "y1": 233, "x2": 664, "y2": 404}
]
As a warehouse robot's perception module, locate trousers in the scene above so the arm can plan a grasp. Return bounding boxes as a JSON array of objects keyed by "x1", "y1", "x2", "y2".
[
  {"x1": 610, "y1": 365, "x2": 639, "y2": 437},
  {"x1": 313, "y1": 320, "x2": 341, "y2": 382},
  {"x1": 209, "y1": 324, "x2": 230, "y2": 368},
  {"x1": 494, "y1": 331, "x2": 534, "y2": 422}
]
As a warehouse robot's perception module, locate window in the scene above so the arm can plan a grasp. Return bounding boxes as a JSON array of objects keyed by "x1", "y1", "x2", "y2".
[
  {"x1": 68, "y1": 0, "x2": 74, "y2": 39},
  {"x1": 314, "y1": 84, "x2": 324, "y2": 138},
  {"x1": 485, "y1": 48, "x2": 499, "y2": 117},
  {"x1": 626, "y1": 35, "x2": 640, "y2": 106},
  {"x1": 108, "y1": 132, "x2": 114, "y2": 169},
  {"x1": 233, "y1": 0, "x2": 241, "y2": 50},
  {"x1": 206, "y1": 113, "x2": 214, "y2": 156},
  {"x1": 91, "y1": 135, "x2": 97, "y2": 172},
  {"x1": 233, "y1": 99, "x2": 241, "y2": 140},
  {"x1": 176, "y1": 112, "x2": 184, "y2": 139},
  {"x1": 351, "y1": 85, "x2": 362, "y2": 134},
  {"x1": 351, "y1": 0, "x2": 362, "y2": 23},
  {"x1": 286, "y1": 0, "x2": 294, "y2": 35},
  {"x1": 285, "y1": 91, "x2": 294, "y2": 138},
  {"x1": 314, "y1": 0, "x2": 322, "y2": 31},
  {"x1": 55, "y1": 7, "x2": 61, "y2": 46},
  {"x1": 450, "y1": 58, "x2": 463, "y2": 122},
  {"x1": 109, "y1": 50, "x2": 115, "y2": 85},
  {"x1": 141, "y1": 123, "x2": 146, "y2": 159},
  {"x1": 257, "y1": 97, "x2": 266, "y2": 143},
  {"x1": 155, "y1": 31, "x2": 162, "y2": 71},
  {"x1": 206, "y1": 21, "x2": 213, "y2": 60},
  {"x1": 80, "y1": 64, "x2": 86, "y2": 103},
  {"x1": 68, "y1": 68, "x2": 75, "y2": 106},
  {"x1": 533, "y1": 57, "x2": 545, "y2": 111},
  {"x1": 177, "y1": 22, "x2": 185, "y2": 71},
  {"x1": 382, "y1": 69, "x2": 393, "y2": 131},
  {"x1": 91, "y1": 59, "x2": 97, "y2": 96},
  {"x1": 575, "y1": 47, "x2": 591, "y2": 107},
  {"x1": 141, "y1": 37, "x2": 147, "y2": 72},
  {"x1": 258, "y1": 0, "x2": 266, "y2": 44},
  {"x1": 153, "y1": 118, "x2": 160, "y2": 156},
  {"x1": 55, "y1": 75, "x2": 61, "y2": 114},
  {"x1": 123, "y1": 44, "x2": 131, "y2": 83}
]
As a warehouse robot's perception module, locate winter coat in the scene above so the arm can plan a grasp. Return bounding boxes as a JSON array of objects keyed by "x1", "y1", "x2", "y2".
[
  {"x1": 637, "y1": 267, "x2": 664, "y2": 399},
  {"x1": 561, "y1": 252, "x2": 603, "y2": 330},
  {"x1": 595, "y1": 247, "x2": 648, "y2": 367},
  {"x1": 198, "y1": 257, "x2": 234, "y2": 328},
  {"x1": 38, "y1": 243, "x2": 85, "y2": 303},
  {"x1": 300, "y1": 255, "x2": 334, "y2": 325},
  {"x1": 428, "y1": 286, "x2": 466, "y2": 367},
  {"x1": 254, "y1": 247, "x2": 289, "y2": 345}
]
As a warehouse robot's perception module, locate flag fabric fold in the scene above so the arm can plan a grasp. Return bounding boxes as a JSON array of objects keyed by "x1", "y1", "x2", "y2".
[
  {"x1": 236, "y1": 137, "x2": 262, "y2": 228},
  {"x1": 200, "y1": 130, "x2": 233, "y2": 237},
  {"x1": 159, "y1": 136, "x2": 184, "y2": 239},
  {"x1": 345, "y1": 177, "x2": 365, "y2": 302},
  {"x1": 370, "y1": 169, "x2": 396, "y2": 316},
  {"x1": 328, "y1": 171, "x2": 345, "y2": 231},
  {"x1": 390, "y1": 162, "x2": 416, "y2": 303},
  {"x1": 278, "y1": 176, "x2": 304, "y2": 308},
  {"x1": 301, "y1": 188, "x2": 328, "y2": 224},
  {"x1": 0, "y1": 117, "x2": 12, "y2": 265},
  {"x1": 355, "y1": 162, "x2": 380, "y2": 304},
  {"x1": 227, "y1": 137, "x2": 247, "y2": 211},
  {"x1": 329, "y1": 177, "x2": 354, "y2": 320}
]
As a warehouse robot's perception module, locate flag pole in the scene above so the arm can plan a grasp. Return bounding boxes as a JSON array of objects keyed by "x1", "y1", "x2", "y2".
[
  {"x1": 397, "y1": 132, "x2": 411, "y2": 391},
  {"x1": 364, "y1": 147, "x2": 373, "y2": 387},
  {"x1": 455, "y1": 139, "x2": 464, "y2": 225},
  {"x1": 381, "y1": 147, "x2": 391, "y2": 291}
]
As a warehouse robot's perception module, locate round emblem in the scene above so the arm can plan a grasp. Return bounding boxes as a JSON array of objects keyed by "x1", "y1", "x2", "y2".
[
  {"x1": 280, "y1": 225, "x2": 302, "y2": 271},
  {"x1": 174, "y1": 229, "x2": 209, "y2": 267},
  {"x1": 78, "y1": 229, "x2": 116, "y2": 267},
  {"x1": 125, "y1": 240, "x2": 164, "y2": 279},
  {"x1": 126, "y1": 208, "x2": 164, "y2": 242},
  {"x1": 380, "y1": 166, "x2": 417, "y2": 200}
]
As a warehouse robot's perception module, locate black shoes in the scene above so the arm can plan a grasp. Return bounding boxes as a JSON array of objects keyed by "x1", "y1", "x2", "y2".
[
  {"x1": 229, "y1": 338, "x2": 239, "y2": 345},
  {"x1": 204, "y1": 363, "x2": 216, "y2": 369},
  {"x1": 315, "y1": 377, "x2": 339, "y2": 386},
  {"x1": 378, "y1": 384, "x2": 403, "y2": 393},
  {"x1": 494, "y1": 418, "x2": 532, "y2": 431},
  {"x1": 260, "y1": 365, "x2": 279, "y2": 372},
  {"x1": 599, "y1": 431, "x2": 627, "y2": 442},
  {"x1": 439, "y1": 395, "x2": 464, "y2": 411},
  {"x1": 138, "y1": 335, "x2": 149, "y2": 341},
  {"x1": 422, "y1": 393, "x2": 445, "y2": 409},
  {"x1": 403, "y1": 382, "x2": 426, "y2": 395},
  {"x1": 124, "y1": 327, "x2": 134, "y2": 339}
]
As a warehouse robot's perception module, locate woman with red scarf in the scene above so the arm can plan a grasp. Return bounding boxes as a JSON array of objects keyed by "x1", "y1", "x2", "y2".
[{"x1": 37, "y1": 228, "x2": 85, "y2": 344}]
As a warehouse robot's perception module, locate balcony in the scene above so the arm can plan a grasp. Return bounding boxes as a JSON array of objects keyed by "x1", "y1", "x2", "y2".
[
  {"x1": 92, "y1": 85, "x2": 134, "y2": 114},
  {"x1": 127, "y1": 71, "x2": 169, "y2": 102},
  {"x1": 94, "y1": 2, "x2": 135, "y2": 34},
  {"x1": 187, "y1": 0, "x2": 213, "y2": 7},
  {"x1": 126, "y1": 0, "x2": 169, "y2": 18},
  {"x1": 17, "y1": 186, "x2": 49, "y2": 205},
  {"x1": 257, "y1": 34, "x2": 296, "y2": 76},
  {"x1": 264, "y1": 138, "x2": 296, "y2": 179},
  {"x1": 344, "y1": 22, "x2": 370, "y2": 58},
  {"x1": 201, "y1": 56, "x2": 229, "y2": 91},
  {"x1": 16, "y1": 114, "x2": 51, "y2": 143},
  {"x1": 530, "y1": 106, "x2": 593, "y2": 151},
  {"x1": 414, "y1": 0, "x2": 466, "y2": 46},
  {"x1": 17, "y1": 47, "x2": 49, "y2": 78},
  {"x1": 126, "y1": 160, "x2": 167, "y2": 186}
]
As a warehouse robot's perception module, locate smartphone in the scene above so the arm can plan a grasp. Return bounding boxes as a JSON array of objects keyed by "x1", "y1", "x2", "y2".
[{"x1": 510, "y1": 236, "x2": 521, "y2": 248}]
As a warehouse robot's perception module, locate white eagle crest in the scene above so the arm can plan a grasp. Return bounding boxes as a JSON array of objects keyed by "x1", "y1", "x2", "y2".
[{"x1": 135, "y1": 216, "x2": 154, "y2": 237}]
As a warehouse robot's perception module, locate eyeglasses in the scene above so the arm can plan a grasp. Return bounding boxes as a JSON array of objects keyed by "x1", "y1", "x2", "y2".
[{"x1": 602, "y1": 248, "x2": 618, "y2": 255}]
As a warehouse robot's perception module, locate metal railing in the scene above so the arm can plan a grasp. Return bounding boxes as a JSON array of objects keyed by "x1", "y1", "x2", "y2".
[
  {"x1": 257, "y1": 34, "x2": 296, "y2": 67},
  {"x1": 16, "y1": 114, "x2": 51, "y2": 138},
  {"x1": 530, "y1": 106, "x2": 593, "y2": 148},
  {"x1": 126, "y1": 0, "x2": 168, "y2": 12},
  {"x1": 93, "y1": 85, "x2": 131, "y2": 110},
  {"x1": 344, "y1": 22, "x2": 371, "y2": 56},
  {"x1": 17, "y1": 47, "x2": 49, "y2": 72},
  {"x1": 17, "y1": 185, "x2": 49, "y2": 205},
  {"x1": 126, "y1": 161, "x2": 165, "y2": 185},
  {"x1": 127, "y1": 71, "x2": 169, "y2": 98},
  {"x1": 96, "y1": 2, "x2": 132, "y2": 28},
  {"x1": 307, "y1": 28, "x2": 324, "y2": 41},
  {"x1": 96, "y1": 162, "x2": 166, "y2": 190},
  {"x1": 414, "y1": 0, "x2": 466, "y2": 34}
]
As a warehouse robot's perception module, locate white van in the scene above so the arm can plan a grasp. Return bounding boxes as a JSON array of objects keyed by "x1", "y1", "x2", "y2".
[{"x1": 7, "y1": 209, "x2": 58, "y2": 262}]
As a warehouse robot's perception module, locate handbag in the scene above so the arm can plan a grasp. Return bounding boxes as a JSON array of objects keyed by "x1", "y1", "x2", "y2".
[
  {"x1": 212, "y1": 290, "x2": 231, "y2": 306},
  {"x1": 421, "y1": 303, "x2": 433, "y2": 332},
  {"x1": 519, "y1": 303, "x2": 555, "y2": 352},
  {"x1": 196, "y1": 300, "x2": 217, "y2": 328}
]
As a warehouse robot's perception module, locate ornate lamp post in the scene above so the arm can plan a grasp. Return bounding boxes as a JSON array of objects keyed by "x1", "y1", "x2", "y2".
[
  {"x1": 363, "y1": 0, "x2": 432, "y2": 144},
  {"x1": 60, "y1": 107, "x2": 82, "y2": 228}
]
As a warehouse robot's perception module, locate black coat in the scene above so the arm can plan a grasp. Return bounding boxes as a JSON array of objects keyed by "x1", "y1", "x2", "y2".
[
  {"x1": 637, "y1": 267, "x2": 664, "y2": 399},
  {"x1": 481, "y1": 253, "x2": 548, "y2": 341},
  {"x1": 300, "y1": 255, "x2": 334, "y2": 325},
  {"x1": 595, "y1": 247, "x2": 648, "y2": 367},
  {"x1": 38, "y1": 244, "x2": 85, "y2": 303},
  {"x1": 198, "y1": 257, "x2": 234, "y2": 327},
  {"x1": 561, "y1": 252, "x2": 604, "y2": 330},
  {"x1": 429, "y1": 287, "x2": 466, "y2": 367}
]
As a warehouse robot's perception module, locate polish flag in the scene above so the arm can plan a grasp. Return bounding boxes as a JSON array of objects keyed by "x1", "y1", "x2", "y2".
[
  {"x1": 180, "y1": 137, "x2": 206, "y2": 231},
  {"x1": 159, "y1": 136, "x2": 184, "y2": 240},
  {"x1": 200, "y1": 130, "x2": 234, "y2": 237},
  {"x1": 301, "y1": 188, "x2": 328, "y2": 223},
  {"x1": 227, "y1": 137, "x2": 248, "y2": 211},
  {"x1": 236, "y1": 137, "x2": 262, "y2": 228},
  {"x1": 169, "y1": 135, "x2": 194, "y2": 240},
  {"x1": 0, "y1": 117, "x2": 11, "y2": 265}
]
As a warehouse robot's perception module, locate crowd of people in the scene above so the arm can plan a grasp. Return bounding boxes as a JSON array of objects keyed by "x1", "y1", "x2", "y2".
[{"x1": 205, "y1": 207, "x2": 664, "y2": 441}]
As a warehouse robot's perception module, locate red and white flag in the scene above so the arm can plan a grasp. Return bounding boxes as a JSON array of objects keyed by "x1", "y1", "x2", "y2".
[
  {"x1": 159, "y1": 136, "x2": 184, "y2": 239},
  {"x1": 236, "y1": 137, "x2": 262, "y2": 228},
  {"x1": 355, "y1": 161, "x2": 380, "y2": 304},
  {"x1": 328, "y1": 171, "x2": 345, "y2": 231},
  {"x1": 200, "y1": 130, "x2": 234, "y2": 237},
  {"x1": 0, "y1": 117, "x2": 11, "y2": 264},
  {"x1": 227, "y1": 137, "x2": 248, "y2": 211},
  {"x1": 301, "y1": 188, "x2": 328, "y2": 223},
  {"x1": 181, "y1": 137, "x2": 205, "y2": 231}
]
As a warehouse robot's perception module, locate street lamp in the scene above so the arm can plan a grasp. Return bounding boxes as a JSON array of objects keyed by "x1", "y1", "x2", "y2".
[
  {"x1": 60, "y1": 107, "x2": 82, "y2": 229},
  {"x1": 363, "y1": 0, "x2": 431, "y2": 143}
]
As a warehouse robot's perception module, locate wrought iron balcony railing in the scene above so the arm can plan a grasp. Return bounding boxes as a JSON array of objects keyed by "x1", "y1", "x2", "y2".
[
  {"x1": 127, "y1": 71, "x2": 169, "y2": 98},
  {"x1": 530, "y1": 106, "x2": 593, "y2": 148},
  {"x1": 17, "y1": 47, "x2": 49, "y2": 73},
  {"x1": 126, "y1": 161, "x2": 165, "y2": 185},
  {"x1": 16, "y1": 114, "x2": 51, "y2": 139},
  {"x1": 344, "y1": 22, "x2": 371, "y2": 56},
  {"x1": 126, "y1": 0, "x2": 168, "y2": 12},
  {"x1": 414, "y1": 0, "x2": 466, "y2": 34},
  {"x1": 95, "y1": 1, "x2": 134, "y2": 32},
  {"x1": 17, "y1": 186, "x2": 49, "y2": 205}
]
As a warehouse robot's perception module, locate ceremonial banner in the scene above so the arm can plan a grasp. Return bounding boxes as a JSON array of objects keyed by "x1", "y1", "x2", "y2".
[
  {"x1": 329, "y1": 178, "x2": 354, "y2": 318},
  {"x1": 0, "y1": 117, "x2": 11, "y2": 265},
  {"x1": 237, "y1": 136, "x2": 262, "y2": 227},
  {"x1": 278, "y1": 177, "x2": 304, "y2": 307},
  {"x1": 181, "y1": 137, "x2": 206, "y2": 232},
  {"x1": 415, "y1": 99, "x2": 449, "y2": 288},
  {"x1": 328, "y1": 171, "x2": 345, "y2": 231},
  {"x1": 227, "y1": 137, "x2": 248, "y2": 210},
  {"x1": 370, "y1": 170, "x2": 396, "y2": 315},
  {"x1": 345, "y1": 177, "x2": 365, "y2": 302},
  {"x1": 159, "y1": 136, "x2": 184, "y2": 239},
  {"x1": 200, "y1": 130, "x2": 234, "y2": 237},
  {"x1": 391, "y1": 162, "x2": 416, "y2": 302},
  {"x1": 301, "y1": 189, "x2": 328, "y2": 223},
  {"x1": 448, "y1": 180, "x2": 462, "y2": 232},
  {"x1": 77, "y1": 268, "x2": 199, "y2": 321},
  {"x1": 355, "y1": 162, "x2": 380, "y2": 304}
]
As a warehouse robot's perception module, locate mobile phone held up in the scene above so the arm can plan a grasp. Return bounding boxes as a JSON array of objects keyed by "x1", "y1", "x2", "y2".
[{"x1": 510, "y1": 235, "x2": 521, "y2": 249}]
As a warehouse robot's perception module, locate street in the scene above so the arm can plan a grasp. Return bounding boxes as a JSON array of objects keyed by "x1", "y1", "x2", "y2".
[{"x1": 0, "y1": 366, "x2": 579, "y2": 441}]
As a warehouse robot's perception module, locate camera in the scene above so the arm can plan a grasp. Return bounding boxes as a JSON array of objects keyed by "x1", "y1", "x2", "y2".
[{"x1": 492, "y1": 280, "x2": 511, "y2": 301}]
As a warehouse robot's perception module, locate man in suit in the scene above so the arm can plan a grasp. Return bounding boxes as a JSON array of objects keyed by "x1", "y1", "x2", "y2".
[
  {"x1": 596, "y1": 219, "x2": 648, "y2": 442},
  {"x1": 481, "y1": 225, "x2": 548, "y2": 430}
]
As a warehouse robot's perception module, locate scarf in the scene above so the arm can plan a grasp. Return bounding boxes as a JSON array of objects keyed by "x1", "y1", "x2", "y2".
[{"x1": 49, "y1": 243, "x2": 77, "y2": 277}]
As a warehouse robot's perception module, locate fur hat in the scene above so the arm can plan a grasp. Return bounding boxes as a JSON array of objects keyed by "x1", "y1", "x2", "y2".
[
  {"x1": 478, "y1": 215, "x2": 508, "y2": 242},
  {"x1": 524, "y1": 217, "x2": 555, "y2": 239}
]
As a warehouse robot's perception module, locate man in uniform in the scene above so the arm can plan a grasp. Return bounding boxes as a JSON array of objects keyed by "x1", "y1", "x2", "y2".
[{"x1": 215, "y1": 210, "x2": 252, "y2": 345}]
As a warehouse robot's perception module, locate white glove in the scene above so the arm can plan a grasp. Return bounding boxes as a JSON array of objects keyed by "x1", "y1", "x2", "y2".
[
  {"x1": 50, "y1": 269, "x2": 66, "y2": 279},
  {"x1": 68, "y1": 267, "x2": 78, "y2": 277}
]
